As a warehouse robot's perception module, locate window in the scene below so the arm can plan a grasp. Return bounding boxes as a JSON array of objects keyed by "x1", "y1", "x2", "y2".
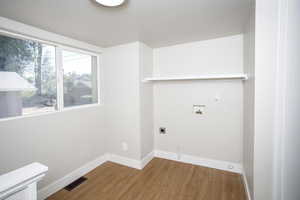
[
  {"x1": 0, "y1": 33, "x2": 100, "y2": 119},
  {"x1": 62, "y1": 50, "x2": 98, "y2": 108}
]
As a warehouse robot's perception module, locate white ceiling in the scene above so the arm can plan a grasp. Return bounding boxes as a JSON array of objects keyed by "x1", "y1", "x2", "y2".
[{"x1": 0, "y1": 0, "x2": 250, "y2": 48}]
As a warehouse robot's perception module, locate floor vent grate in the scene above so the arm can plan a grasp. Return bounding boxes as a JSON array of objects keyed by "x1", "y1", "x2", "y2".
[{"x1": 64, "y1": 177, "x2": 87, "y2": 191}]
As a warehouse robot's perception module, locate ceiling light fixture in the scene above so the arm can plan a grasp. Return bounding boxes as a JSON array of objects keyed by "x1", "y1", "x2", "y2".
[{"x1": 94, "y1": 0, "x2": 125, "y2": 7}]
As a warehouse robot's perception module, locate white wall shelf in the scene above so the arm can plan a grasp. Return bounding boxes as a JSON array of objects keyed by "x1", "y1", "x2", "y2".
[{"x1": 142, "y1": 74, "x2": 248, "y2": 82}]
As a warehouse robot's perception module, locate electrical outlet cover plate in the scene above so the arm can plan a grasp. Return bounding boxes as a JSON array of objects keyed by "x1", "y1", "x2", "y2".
[{"x1": 122, "y1": 142, "x2": 128, "y2": 151}]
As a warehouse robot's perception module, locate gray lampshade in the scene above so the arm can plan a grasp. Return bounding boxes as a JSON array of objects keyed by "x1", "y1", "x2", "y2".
[{"x1": 94, "y1": 0, "x2": 125, "y2": 7}]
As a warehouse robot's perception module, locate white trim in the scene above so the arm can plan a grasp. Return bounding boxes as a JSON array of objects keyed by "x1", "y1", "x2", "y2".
[
  {"x1": 60, "y1": 45, "x2": 100, "y2": 57},
  {"x1": 107, "y1": 154, "x2": 142, "y2": 170},
  {"x1": 0, "y1": 29, "x2": 57, "y2": 47},
  {"x1": 96, "y1": 55, "x2": 102, "y2": 105},
  {"x1": 0, "y1": 163, "x2": 48, "y2": 199},
  {"x1": 36, "y1": 151, "x2": 243, "y2": 200},
  {"x1": 143, "y1": 74, "x2": 248, "y2": 82},
  {"x1": 273, "y1": 0, "x2": 289, "y2": 199},
  {"x1": 242, "y1": 168, "x2": 252, "y2": 200},
  {"x1": 57, "y1": 44, "x2": 102, "y2": 111},
  {"x1": 56, "y1": 47, "x2": 64, "y2": 112},
  {"x1": 0, "y1": 16, "x2": 103, "y2": 53},
  {"x1": 37, "y1": 154, "x2": 108, "y2": 200},
  {"x1": 38, "y1": 152, "x2": 155, "y2": 200},
  {"x1": 0, "y1": 104, "x2": 103, "y2": 122},
  {"x1": 140, "y1": 152, "x2": 155, "y2": 169},
  {"x1": 62, "y1": 103, "x2": 102, "y2": 112},
  {"x1": 155, "y1": 150, "x2": 178, "y2": 161},
  {"x1": 107, "y1": 152, "x2": 154, "y2": 170},
  {"x1": 0, "y1": 17, "x2": 103, "y2": 122},
  {"x1": 154, "y1": 150, "x2": 242, "y2": 174}
]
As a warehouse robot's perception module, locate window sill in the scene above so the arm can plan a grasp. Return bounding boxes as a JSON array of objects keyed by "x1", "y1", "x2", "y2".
[{"x1": 0, "y1": 103, "x2": 103, "y2": 122}]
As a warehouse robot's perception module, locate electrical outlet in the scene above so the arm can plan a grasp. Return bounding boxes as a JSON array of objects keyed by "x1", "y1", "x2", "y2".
[
  {"x1": 159, "y1": 127, "x2": 166, "y2": 134},
  {"x1": 228, "y1": 165, "x2": 234, "y2": 170},
  {"x1": 122, "y1": 142, "x2": 128, "y2": 151}
]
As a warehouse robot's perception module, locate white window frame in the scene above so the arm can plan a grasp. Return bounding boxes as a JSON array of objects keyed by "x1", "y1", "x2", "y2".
[
  {"x1": 0, "y1": 28, "x2": 102, "y2": 121},
  {"x1": 57, "y1": 46, "x2": 101, "y2": 111}
]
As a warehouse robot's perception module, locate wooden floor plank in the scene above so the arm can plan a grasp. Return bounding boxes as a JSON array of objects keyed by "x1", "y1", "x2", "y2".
[{"x1": 47, "y1": 158, "x2": 246, "y2": 200}]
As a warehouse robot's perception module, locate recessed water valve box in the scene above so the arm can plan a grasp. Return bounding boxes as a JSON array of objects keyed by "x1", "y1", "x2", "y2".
[{"x1": 193, "y1": 105, "x2": 205, "y2": 115}]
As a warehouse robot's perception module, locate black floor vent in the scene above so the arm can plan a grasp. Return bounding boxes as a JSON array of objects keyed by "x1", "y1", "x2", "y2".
[{"x1": 64, "y1": 177, "x2": 87, "y2": 191}]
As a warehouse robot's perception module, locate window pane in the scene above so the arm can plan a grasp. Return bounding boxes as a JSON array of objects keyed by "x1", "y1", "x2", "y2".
[
  {"x1": 0, "y1": 34, "x2": 57, "y2": 119},
  {"x1": 62, "y1": 50, "x2": 98, "y2": 108}
]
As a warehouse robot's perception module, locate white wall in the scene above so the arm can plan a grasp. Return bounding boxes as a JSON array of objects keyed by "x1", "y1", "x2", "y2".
[
  {"x1": 242, "y1": 1, "x2": 300, "y2": 199},
  {"x1": 153, "y1": 35, "x2": 244, "y2": 163},
  {"x1": 103, "y1": 42, "x2": 142, "y2": 160},
  {"x1": 253, "y1": 0, "x2": 280, "y2": 199},
  {"x1": 280, "y1": 0, "x2": 300, "y2": 199},
  {"x1": 0, "y1": 107, "x2": 107, "y2": 189},
  {"x1": 243, "y1": 1, "x2": 255, "y2": 199},
  {"x1": 0, "y1": 17, "x2": 106, "y2": 191},
  {"x1": 139, "y1": 43, "x2": 154, "y2": 158},
  {"x1": 0, "y1": 39, "x2": 154, "y2": 196},
  {"x1": 103, "y1": 42, "x2": 154, "y2": 160}
]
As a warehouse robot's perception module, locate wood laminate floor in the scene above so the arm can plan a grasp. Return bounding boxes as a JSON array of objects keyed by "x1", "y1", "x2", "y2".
[{"x1": 47, "y1": 158, "x2": 247, "y2": 200}]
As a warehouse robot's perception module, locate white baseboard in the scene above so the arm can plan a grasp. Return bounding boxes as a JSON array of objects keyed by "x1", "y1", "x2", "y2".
[
  {"x1": 242, "y1": 168, "x2": 252, "y2": 200},
  {"x1": 154, "y1": 150, "x2": 178, "y2": 161},
  {"x1": 37, "y1": 154, "x2": 108, "y2": 200},
  {"x1": 154, "y1": 150, "x2": 242, "y2": 174},
  {"x1": 37, "y1": 150, "x2": 241, "y2": 200},
  {"x1": 107, "y1": 152, "x2": 154, "y2": 170},
  {"x1": 141, "y1": 151, "x2": 155, "y2": 169},
  {"x1": 107, "y1": 154, "x2": 142, "y2": 170},
  {"x1": 37, "y1": 152, "x2": 155, "y2": 200}
]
